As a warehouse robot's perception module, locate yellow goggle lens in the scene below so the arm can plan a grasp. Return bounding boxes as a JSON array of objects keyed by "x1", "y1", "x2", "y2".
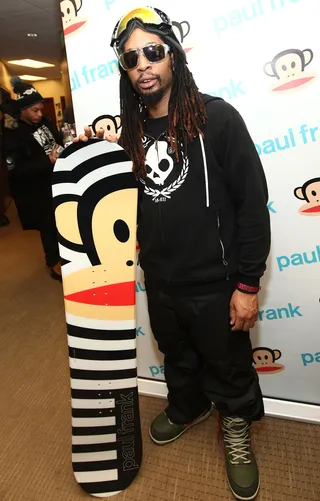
[{"x1": 117, "y1": 7, "x2": 164, "y2": 38}]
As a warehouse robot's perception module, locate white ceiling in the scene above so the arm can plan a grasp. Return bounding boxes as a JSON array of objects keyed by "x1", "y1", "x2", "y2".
[{"x1": 0, "y1": 0, "x2": 63, "y2": 80}]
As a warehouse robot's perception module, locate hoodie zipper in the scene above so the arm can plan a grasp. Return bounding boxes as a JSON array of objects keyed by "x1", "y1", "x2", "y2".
[{"x1": 216, "y1": 211, "x2": 229, "y2": 280}]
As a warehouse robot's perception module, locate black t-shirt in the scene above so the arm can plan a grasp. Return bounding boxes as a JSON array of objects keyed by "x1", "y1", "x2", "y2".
[
  {"x1": 31, "y1": 122, "x2": 57, "y2": 155},
  {"x1": 144, "y1": 115, "x2": 168, "y2": 139}
]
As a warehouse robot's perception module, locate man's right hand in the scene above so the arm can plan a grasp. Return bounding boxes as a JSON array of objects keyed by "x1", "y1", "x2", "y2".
[{"x1": 73, "y1": 126, "x2": 118, "y2": 143}]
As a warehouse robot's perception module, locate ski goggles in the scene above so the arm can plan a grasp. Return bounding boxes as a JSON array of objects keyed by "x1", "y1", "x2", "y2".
[
  {"x1": 110, "y1": 6, "x2": 172, "y2": 51},
  {"x1": 118, "y1": 42, "x2": 170, "y2": 71}
]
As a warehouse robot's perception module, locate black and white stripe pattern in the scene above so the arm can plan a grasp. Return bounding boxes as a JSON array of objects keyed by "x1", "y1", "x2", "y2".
[
  {"x1": 53, "y1": 140, "x2": 141, "y2": 497},
  {"x1": 68, "y1": 322, "x2": 141, "y2": 497}
]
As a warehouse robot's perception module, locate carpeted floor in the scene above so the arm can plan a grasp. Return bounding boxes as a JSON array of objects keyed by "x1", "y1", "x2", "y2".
[{"x1": 0, "y1": 205, "x2": 320, "y2": 501}]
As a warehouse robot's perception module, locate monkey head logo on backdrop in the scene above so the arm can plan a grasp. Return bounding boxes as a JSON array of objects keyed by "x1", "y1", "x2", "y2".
[
  {"x1": 294, "y1": 178, "x2": 320, "y2": 216},
  {"x1": 172, "y1": 20, "x2": 192, "y2": 53},
  {"x1": 263, "y1": 48, "x2": 317, "y2": 93},
  {"x1": 60, "y1": 0, "x2": 87, "y2": 38},
  {"x1": 253, "y1": 347, "x2": 285, "y2": 374}
]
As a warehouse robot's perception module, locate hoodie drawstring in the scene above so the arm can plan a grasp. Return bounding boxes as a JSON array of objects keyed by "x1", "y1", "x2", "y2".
[{"x1": 199, "y1": 134, "x2": 210, "y2": 208}]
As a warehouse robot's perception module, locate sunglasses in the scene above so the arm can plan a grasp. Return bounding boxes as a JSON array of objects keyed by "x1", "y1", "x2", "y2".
[{"x1": 119, "y1": 43, "x2": 170, "y2": 71}]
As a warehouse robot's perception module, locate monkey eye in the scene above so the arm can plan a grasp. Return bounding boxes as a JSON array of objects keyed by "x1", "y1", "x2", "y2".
[
  {"x1": 291, "y1": 61, "x2": 296, "y2": 69},
  {"x1": 114, "y1": 219, "x2": 130, "y2": 243},
  {"x1": 282, "y1": 64, "x2": 287, "y2": 71},
  {"x1": 67, "y1": 8, "x2": 70, "y2": 14},
  {"x1": 311, "y1": 190, "x2": 317, "y2": 196},
  {"x1": 107, "y1": 125, "x2": 111, "y2": 131},
  {"x1": 258, "y1": 356, "x2": 262, "y2": 361},
  {"x1": 264, "y1": 355, "x2": 268, "y2": 360}
]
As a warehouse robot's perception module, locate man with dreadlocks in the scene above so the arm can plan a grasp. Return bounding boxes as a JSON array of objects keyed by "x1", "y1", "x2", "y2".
[{"x1": 77, "y1": 6, "x2": 271, "y2": 500}]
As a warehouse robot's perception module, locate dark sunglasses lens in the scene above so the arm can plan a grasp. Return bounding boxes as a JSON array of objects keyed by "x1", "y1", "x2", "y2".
[
  {"x1": 121, "y1": 50, "x2": 138, "y2": 69},
  {"x1": 143, "y1": 44, "x2": 166, "y2": 63}
]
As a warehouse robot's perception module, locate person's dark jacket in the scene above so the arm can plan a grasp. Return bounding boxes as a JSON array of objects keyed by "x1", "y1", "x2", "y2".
[
  {"x1": 137, "y1": 95, "x2": 271, "y2": 289},
  {"x1": 2, "y1": 115, "x2": 63, "y2": 230}
]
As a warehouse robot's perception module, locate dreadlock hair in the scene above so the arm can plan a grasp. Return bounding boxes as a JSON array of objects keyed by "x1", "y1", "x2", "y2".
[{"x1": 119, "y1": 45, "x2": 207, "y2": 179}]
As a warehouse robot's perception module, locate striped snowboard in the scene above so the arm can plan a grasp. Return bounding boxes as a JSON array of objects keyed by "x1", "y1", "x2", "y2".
[{"x1": 53, "y1": 139, "x2": 142, "y2": 497}]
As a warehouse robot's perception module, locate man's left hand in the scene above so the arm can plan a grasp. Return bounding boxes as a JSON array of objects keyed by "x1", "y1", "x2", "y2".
[{"x1": 229, "y1": 290, "x2": 259, "y2": 332}]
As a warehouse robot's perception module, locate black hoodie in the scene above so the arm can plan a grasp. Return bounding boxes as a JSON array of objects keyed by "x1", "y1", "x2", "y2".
[
  {"x1": 2, "y1": 115, "x2": 63, "y2": 230},
  {"x1": 137, "y1": 95, "x2": 271, "y2": 289}
]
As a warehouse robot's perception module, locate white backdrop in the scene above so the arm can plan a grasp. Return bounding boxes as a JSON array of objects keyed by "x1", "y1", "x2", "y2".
[{"x1": 60, "y1": 0, "x2": 320, "y2": 407}]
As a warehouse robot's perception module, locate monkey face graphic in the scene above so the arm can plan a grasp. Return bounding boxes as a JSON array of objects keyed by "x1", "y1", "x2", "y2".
[
  {"x1": 294, "y1": 178, "x2": 320, "y2": 216},
  {"x1": 54, "y1": 140, "x2": 138, "y2": 321},
  {"x1": 172, "y1": 21, "x2": 192, "y2": 53},
  {"x1": 60, "y1": 0, "x2": 87, "y2": 38},
  {"x1": 253, "y1": 347, "x2": 285, "y2": 374},
  {"x1": 264, "y1": 49, "x2": 317, "y2": 93}
]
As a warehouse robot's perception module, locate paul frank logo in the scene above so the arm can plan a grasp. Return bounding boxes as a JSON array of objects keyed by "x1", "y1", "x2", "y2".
[
  {"x1": 136, "y1": 327, "x2": 145, "y2": 337},
  {"x1": 301, "y1": 352, "x2": 320, "y2": 367},
  {"x1": 277, "y1": 245, "x2": 320, "y2": 272},
  {"x1": 116, "y1": 392, "x2": 139, "y2": 472},
  {"x1": 149, "y1": 365, "x2": 165, "y2": 378},
  {"x1": 268, "y1": 201, "x2": 277, "y2": 214},
  {"x1": 213, "y1": 0, "x2": 302, "y2": 38},
  {"x1": 70, "y1": 60, "x2": 119, "y2": 91},
  {"x1": 209, "y1": 79, "x2": 246, "y2": 101},
  {"x1": 253, "y1": 347, "x2": 285, "y2": 374},
  {"x1": 255, "y1": 123, "x2": 320, "y2": 157},
  {"x1": 263, "y1": 48, "x2": 317, "y2": 93},
  {"x1": 258, "y1": 303, "x2": 302, "y2": 321},
  {"x1": 60, "y1": 0, "x2": 87, "y2": 38},
  {"x1": 294, "y1": 178, "x2": 320, "y2": 216},
  {"x1": 104, "y1": 0, "x2": 117, "y2": 10},
  {"x1": 136, "y1": 281, "x2": 145, "y2": 293}
]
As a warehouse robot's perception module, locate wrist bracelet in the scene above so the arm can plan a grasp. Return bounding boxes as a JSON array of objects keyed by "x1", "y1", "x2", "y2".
[{"x1": 236, "y1": 282, "x2": 261, "y2": 294}]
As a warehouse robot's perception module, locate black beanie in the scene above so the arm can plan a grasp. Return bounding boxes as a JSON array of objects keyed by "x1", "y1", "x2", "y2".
[{"x1": 11, "y1": 77, "x2": 43, "y2": 111}]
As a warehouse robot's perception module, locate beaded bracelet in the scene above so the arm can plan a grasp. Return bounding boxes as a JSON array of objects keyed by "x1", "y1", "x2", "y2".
[{"x1": 236, "y1": 282, "x2": 261, "y2": 294}]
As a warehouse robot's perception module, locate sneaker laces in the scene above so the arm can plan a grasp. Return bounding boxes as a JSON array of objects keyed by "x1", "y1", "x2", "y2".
[{"x1": 221, "y1": 417, "x2": 252, "y2": 465}]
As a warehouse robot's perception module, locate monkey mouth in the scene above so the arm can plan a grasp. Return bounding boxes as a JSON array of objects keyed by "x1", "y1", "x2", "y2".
[
  {"x1": 273, "y1": 75, "x2": 315, "y2": 91},
  {"x1": 302, "y1": 204, "x2": 320, "y2": 213},
  {"x1": 64, "y1": 281, "x2": 135, "y2": 306},
  {"x1": 184, "y1": 48, "x2": 192, "y2": 54},
  {"x1": 64, "y1": 19, "x2": 87, "y2": 36},
  {"x1": 255, "y1": 364, "x2": 284, "y2": 373}
]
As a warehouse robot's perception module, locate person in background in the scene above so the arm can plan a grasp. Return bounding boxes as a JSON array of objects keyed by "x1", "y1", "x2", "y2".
[
  {"x1": 76, "y1": 6, "x2": 271, "y2": 500},
  {"x1": 1, "y1": 78, "x2": 63, "y2": 280},
  {"x1": 62, "y1": 105, "x2": 75, "y2": 126}
]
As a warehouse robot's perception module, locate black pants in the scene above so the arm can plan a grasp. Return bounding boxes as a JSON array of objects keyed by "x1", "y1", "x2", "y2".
[
  {"x1": 145, "y1": 280, "x2": 264, "y2": 424},
  {"x1": 39, "y1": 225, "x2": 60, "y2": 267}
]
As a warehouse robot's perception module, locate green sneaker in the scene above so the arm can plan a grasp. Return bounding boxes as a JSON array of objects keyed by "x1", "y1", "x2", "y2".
[
  {"x1": 221, "y1": 417, "x2": 260, "y2": 501},
  {"x1": 149, "y1": 405, "x2": 213, "y2": 445}
]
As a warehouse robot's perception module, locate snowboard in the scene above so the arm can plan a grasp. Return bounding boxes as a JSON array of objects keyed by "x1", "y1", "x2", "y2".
[{"x1": 52, "y1": 138, "x2": 142, "y2": 497}]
